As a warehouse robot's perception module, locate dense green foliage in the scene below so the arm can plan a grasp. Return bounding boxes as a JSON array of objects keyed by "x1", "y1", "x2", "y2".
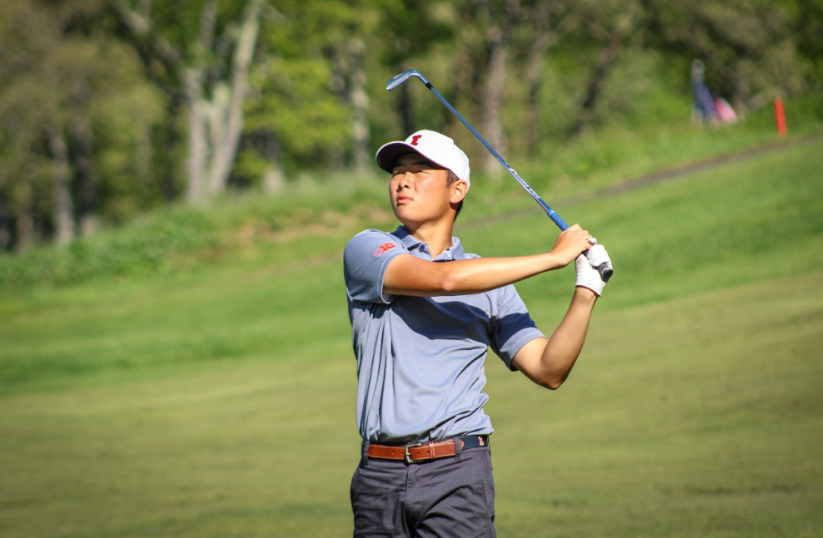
[{"x1": 1, "y1": 0, "x2": 821, "y2": 251}]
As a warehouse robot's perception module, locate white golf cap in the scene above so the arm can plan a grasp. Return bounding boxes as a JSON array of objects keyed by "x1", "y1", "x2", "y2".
[{"x1": 375, "y1": 130, "x2": 471, "y2": 190}]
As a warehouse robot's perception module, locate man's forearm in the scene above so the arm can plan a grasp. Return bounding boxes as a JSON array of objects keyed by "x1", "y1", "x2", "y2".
[
  {"x1": 512, "y1": 287, "x2": 597, "y2": 390},
  {"x1": 539, "y1": 287, "x2": 597, "y2": 388},
  {"x1": 439, "y1": 254, "x2": 567, "y2": 293},
  {"x1": 384, "y1": 253, "x2": 567, "y2": 296},
  {"x1": 384, "y1": 225, "x2": 596, "y2": 297}
]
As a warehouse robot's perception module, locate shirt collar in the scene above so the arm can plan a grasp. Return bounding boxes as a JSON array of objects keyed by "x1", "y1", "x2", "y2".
[{"x1": 393, "y1": 226, "x2": 466, "y2": 261}]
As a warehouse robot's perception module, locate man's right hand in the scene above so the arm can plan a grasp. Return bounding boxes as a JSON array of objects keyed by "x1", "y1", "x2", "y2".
[{"x1": 550, "y1": 224, "x2": 595, "y2": 267}]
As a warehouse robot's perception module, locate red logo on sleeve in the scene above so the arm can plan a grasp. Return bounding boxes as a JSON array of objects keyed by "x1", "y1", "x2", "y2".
[
  {"x1": 372, "y1": 242, "x2": 396, "y2": 257},
  {"x1": 410, "y1": 135, "x2": 422, "y2": 146}
]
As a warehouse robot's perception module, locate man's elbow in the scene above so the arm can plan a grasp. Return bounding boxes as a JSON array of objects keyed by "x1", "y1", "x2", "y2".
[
  {"x1": 535, "y1": 372, "x2": 568, "y2": 391},
  {"x1": 547, "y1": 380, "x2": 564, "y2": 391},
  {"x1": 440, "y1": 274, "x2": 459, "y2": 294},
  {"x1": 437, "y1": 265, "x2": 493, "y2": 295},
  {"x1": 542, "y1": 379, "x2": 564, "y2": 391},
  {"x1": 438, "y1": 266, "x2": 467, "y2": 294}
]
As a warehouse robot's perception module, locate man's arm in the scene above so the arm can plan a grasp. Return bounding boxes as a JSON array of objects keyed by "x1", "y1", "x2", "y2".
[
  {"x1": 510, "y1": 287, "x2": 597, "y2": 390},
  {"x1": 383, "y1": 224, "x2": 594, "y2": 296}
]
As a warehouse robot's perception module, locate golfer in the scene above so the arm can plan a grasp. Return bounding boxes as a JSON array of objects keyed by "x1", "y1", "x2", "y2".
[{"x1": 343, "y1": 130, "x2": 612, "y2": 537}]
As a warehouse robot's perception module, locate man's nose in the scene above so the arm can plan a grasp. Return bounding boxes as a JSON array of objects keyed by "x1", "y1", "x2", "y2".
[{"x1": 396, "y1": 171, "x2": 413, "y2": 189}]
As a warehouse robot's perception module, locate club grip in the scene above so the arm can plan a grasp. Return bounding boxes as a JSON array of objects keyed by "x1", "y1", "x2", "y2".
[{"x1": 596, "y1": 263, "x2": 613, "y2": 283}]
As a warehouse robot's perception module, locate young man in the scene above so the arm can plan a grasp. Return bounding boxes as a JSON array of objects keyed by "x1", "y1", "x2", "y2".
[{"x1": 343, "y1": 130, "x2": 612, "y2": 537}]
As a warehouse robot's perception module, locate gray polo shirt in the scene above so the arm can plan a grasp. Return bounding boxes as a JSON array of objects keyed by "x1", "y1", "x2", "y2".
[{"x1": 344, "y1": 226, "x2": 544, "y2": 443}]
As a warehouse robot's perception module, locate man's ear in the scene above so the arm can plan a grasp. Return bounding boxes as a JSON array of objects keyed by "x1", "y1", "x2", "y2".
[{"x1": 449, "y1": 180, "x2": 468, "y2": 205}]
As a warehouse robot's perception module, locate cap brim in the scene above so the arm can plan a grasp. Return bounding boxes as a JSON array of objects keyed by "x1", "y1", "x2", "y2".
[{"x1": 375, "y1": 142, "x2": 421, "y2": 173}]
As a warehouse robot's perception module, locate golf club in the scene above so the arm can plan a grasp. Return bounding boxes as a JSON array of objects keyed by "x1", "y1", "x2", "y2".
[{"x1": 386, "y1": 69, "x2": 613, "y2": 282}]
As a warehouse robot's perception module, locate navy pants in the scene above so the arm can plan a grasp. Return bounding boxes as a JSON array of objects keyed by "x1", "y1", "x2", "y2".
[{"x1": 350, "y1": 444, "x2": 496, "y2": 537}]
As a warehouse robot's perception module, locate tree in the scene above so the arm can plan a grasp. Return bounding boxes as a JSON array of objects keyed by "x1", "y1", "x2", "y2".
[
  {"x1": 307, "y1": 0, "x2": 385, "y2": 172},
  {"x1": 567, "y1": 0, "x2": 643, "y2": 136},
  {"x1": 242, "y1": 24, "x2": 350, "y2": 191},
  {"x1": 786, "y1": 0, "x2": 823, "y2": 89},
  {"x1": 519, "y1": 0, "x2": 578, "y2": 154},
  {"x1": 109, "y1": 0, "x2": 265, "y2": 204},
  {"x1": 0, "y1": 0, "x2": 56, "y2": 249},
  {"x1": 378, "y1": 1, "x2": 455, "y2": 138},
  {"x1": 641, "y1": 0, "x2": 807, "y2": 114},
  {"x1": 447, "y1": 0, "x2": 524, "y2": 175},
  {"x1": 0, "y1": 0, "x2": 159, "y2": 249}
]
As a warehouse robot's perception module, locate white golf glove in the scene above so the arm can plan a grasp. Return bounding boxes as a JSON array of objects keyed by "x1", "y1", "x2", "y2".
[{"x1": 575, "y1": 244, "x2": 612, "y2": 296}]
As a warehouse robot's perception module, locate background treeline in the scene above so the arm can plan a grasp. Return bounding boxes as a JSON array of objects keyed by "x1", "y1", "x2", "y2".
[{"x1": 1, "y1": 0, "x2": 820, "y2": 253}]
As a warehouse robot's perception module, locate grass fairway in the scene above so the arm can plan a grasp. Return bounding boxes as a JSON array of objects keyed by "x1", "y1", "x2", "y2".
[
  {"x1": 1, "y1": 137, "x2": 822, "y2": 537},
  {"x1": 489, "y1": 273, "x2": 823, "y2": 537}
]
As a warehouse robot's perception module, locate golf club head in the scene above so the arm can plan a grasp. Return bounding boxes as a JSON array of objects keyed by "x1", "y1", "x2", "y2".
[{"x1": 386, "y1": 69, "x2": 429, "y2": 91}]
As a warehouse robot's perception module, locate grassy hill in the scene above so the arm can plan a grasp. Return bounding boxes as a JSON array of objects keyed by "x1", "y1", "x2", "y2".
[{"x1": 1, "y1": 119, "x2": 822, "y2": 536}]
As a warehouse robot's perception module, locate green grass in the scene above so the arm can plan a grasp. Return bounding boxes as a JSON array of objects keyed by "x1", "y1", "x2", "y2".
[
  {"x1": 1, "y1": 132, "x2": 822, "y2": 536},
  {"x1": 489, "y1": 274, "x2": 823, "y2": 536}
]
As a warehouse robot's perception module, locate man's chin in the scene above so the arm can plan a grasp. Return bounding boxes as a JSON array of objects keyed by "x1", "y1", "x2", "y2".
[
  {"x1": 392, "y1": 206, "x2": 413, "y2": 222},
  {"x1": 393, "y1": 211, "x2": 420, "y2": 231}
]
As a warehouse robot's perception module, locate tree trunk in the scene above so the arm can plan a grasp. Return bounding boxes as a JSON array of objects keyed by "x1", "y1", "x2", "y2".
[
  {"x1": 71, "y1": 100, "x2": 99, "y2": 236},
  {"x1": 480, "y1": 0, "x2": 520, "y2": 175},
  {"x1": 112, "y1": 0, "x2": 263, "y2": 204},
  {"x1": 329, "y1": 38, "x2": 371, "y2": 172},
  {"x1": 730, "y1": 66, "x2": 750, "y2": 117},
  {"x1": 158, "y1": 97, "x2": 183, "y2": 202},
  {"x1": 135, "y1": 115, "x2": 152, "y2": 186},
  {"x1": 525, "y1": 4, "x2": 550, "y2": 156},
  {"x1": 185, "y1": 0, "x2": 216, "y2": 203},
  {"x1": 448, "y1": 35, "x2": 483, "y2": 146},
  {"x1": 0, "y1": 196, "x2": 12, "y2": 252},
  {"x1": 348, "y1": 38, "x2": 371, "y2": 172},
  {"x1": 261, "y1": 131, "x2": 285, "y2": 194},
  {"x1": 524, "y1": 3, "x2": 576, "y2": 156},
  {"x1": 206, "y1": 0, "x2": 263, "y2": 194},
  {"x1": 481, "y1": 35, "x2": 509, "y2": 174},
  {"x1": 569, "y1": 24, "x2": 626, "y2": 137},
  {"x1": 184, "y1": 69, "x2": 208, "y2": 203},
  {"x1": 49, "y1": 125, "x2": 75, "y2": 246},
  {"x1": 15, "y1": 210, "x2": 35, "y2": 252}
]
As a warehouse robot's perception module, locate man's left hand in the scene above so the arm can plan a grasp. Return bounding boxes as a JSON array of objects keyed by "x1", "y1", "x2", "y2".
[{"x1": 575, "y1": 245, "x2": 612, "y2": 296}]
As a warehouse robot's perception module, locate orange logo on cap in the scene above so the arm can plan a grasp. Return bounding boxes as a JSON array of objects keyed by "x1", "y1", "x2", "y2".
[{"x1": 410, "y1": 135, "x2": 422, "y2": 146}]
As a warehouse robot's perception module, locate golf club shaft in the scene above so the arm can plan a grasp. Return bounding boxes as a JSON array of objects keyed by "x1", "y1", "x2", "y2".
[
  {"x1": 420, "y1": 82, "x2": 569, "y2": 230},
  {"x1": 387, "y1": 70, "x2": 612, "y2": 282}
]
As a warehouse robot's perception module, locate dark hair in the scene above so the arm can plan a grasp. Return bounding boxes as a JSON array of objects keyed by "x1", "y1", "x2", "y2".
[{"x1": 446, "y1": 170, "x2": 464, "y2": 219}]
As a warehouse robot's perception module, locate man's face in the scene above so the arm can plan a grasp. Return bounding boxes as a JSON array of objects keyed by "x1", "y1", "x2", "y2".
[{"x1": 389, "y1": 153, "x2": 456, "y2": 227}]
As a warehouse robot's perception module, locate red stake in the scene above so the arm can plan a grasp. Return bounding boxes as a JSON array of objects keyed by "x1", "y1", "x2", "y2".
[{"x1": 774, "y1": 97, "x2": 787, "y2": 136}]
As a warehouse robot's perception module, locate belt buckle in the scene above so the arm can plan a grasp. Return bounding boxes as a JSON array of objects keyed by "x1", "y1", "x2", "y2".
[{"x1": 404, "y1": 442, "x2": 428, "y2": 464}]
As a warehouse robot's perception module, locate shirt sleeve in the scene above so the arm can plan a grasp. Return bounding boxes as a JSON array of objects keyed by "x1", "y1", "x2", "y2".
[
  {"x1": 489, "y1": 284, "x2": 545, "y2": 371},
  {"x1": 344, "y1": 230, "x2": 408, "y2": 304}
]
